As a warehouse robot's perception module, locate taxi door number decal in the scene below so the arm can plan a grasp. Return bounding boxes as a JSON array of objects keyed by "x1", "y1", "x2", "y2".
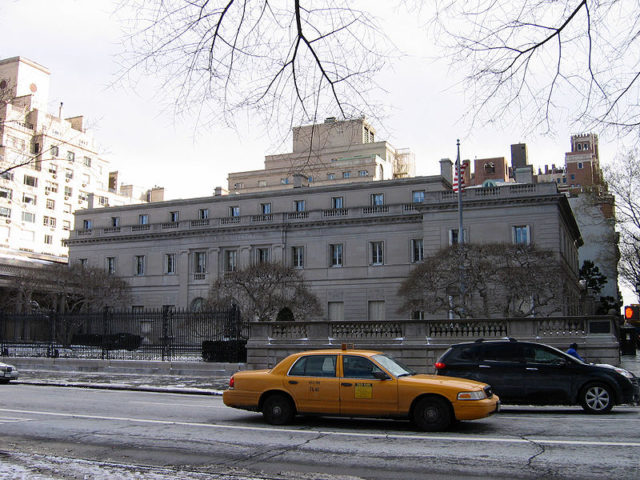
[{"x1": 354, "y1": 383, "x2": 373, "y2": 399}]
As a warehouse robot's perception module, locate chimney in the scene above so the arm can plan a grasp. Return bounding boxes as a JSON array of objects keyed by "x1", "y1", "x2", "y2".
[{"x1": 439, "y1": 158, "x2": 453, "y2": 185}]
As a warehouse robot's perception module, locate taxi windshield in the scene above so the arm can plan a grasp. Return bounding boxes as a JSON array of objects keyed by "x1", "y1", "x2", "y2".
[{"x1": 372, "y1": 354, "x2": 416, "y2": 377}]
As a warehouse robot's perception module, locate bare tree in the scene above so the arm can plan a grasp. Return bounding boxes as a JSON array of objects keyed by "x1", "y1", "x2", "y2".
[
  {"x1": 398, "y1": 243, "x2": 567, "y2": 318},
  {"x1": 207, "y1": 261, "x2": 321, "y2": 321},
  {"x1": 605, "y1": 150, "x2": 640, "y2": 300},
  {"x1": 428, "y1": 0, "x2": 640, "y2": 141},
  {"x1": 116, "y1": 0, "x2": 390, "y2": 137}
]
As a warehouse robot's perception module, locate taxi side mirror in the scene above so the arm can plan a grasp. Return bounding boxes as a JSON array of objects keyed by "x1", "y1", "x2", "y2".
[{"x1": 373, "y1": 370, "x2": 390, "y2": 380}]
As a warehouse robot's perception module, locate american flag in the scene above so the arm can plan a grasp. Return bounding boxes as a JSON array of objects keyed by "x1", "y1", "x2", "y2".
[{"x1": 453, "y1": 160, "x2": 467, "y2": 192}]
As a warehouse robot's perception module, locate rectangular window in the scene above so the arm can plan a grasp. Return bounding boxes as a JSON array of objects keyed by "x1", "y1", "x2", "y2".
[
  {"x1": 64, "y1": 186, "x2": 73, "y2": 198},
  {"x1": 135, "y1": 255, "x2": 145, "y2": 276},
  {"x1": 342, "y1": 171, "x2": 351, "y2": 179},
  {"x1": 224, "y1": 250, "x2": 237, "y2": 272},
  {"x1": 63, "y1": 220, "x2": 71, "y2": 230},
  {"x1": 111, "y1": 216, "x2": 120, "y2": 227},
  {"x1": 292, "y1": 246, "x2": 304, "y2": 268},
  {"x1": 44, "y1": 234, "x2": 53, "y2": 245},
  {"x1": 63, "y1": 203, "x2": 72, "y2": 214},
  {"x1": 513, "y1": 225, "x2": 531, "y2": 245},
  {"x1": 46, "y1": 198, "x2": 55, "y2": 209},
  {"x1": 51, "y1": 145, "x2": 59, "y2": 157},
  {"x1": 294, "y1": 200, "x2": 305, "y2": 212},
  {"x1": 22, "y1": 212, "x2": 35, "y2": 223},
  {"x1": 331, "y1": 196, "x2": 343, "y2": 209},
  {"x1": 0, "y1": 187, "x2": 12, "y2": 199},
  {"x1": 22, "y1": 193, "x2": 36, "y2": 205},
  {"x1": 83, "y1": 219, "x2": 92, "y2": 230},
  {"x1": 48, "y1": 164, "x2": 58, "y2": 174},
  {"x1": 139, "y1": 214, "x2": 149, "y2": 225},
  {"x1": 578, "y1": 162, "x2": 583, "y2": 169},
  {"x1": 83, "y1": 156, "x2": 92, "y2": 167},
  {"x1": 411, "y1": 239, "x2": 424, "y2": 263},
  {"x1": 198, "y1": 208, "x2": 209, "y2": 220},
  {"x1": 0, "y1": 207, "x2": 11, "y2": 218},
  {"x1": 106, "y1": 257, "x2": 116, "y2": 275},
  {"x1": 261, "y1": 203, "x2": 271, "y2": 214},
  {"x1": 256, "y1": 247, "x2": 270, "y2": 263},
  {"x1": 229, "y1": 206, "x2": 240, "y2": 217},
  {"x1": 43, "y1": 216, "x2": 56, "y2": 228},
  {"x1": 170, "y1": 211, "x2": 179, "y2": 222},
  {"x1": 412, "y1": 190, "x2": 425, "y2": 203},
  {"x1": 449, "y1": 228, "x2": 468, "y2": 245},
  {"x1": 359, "y1": 170, "x2": 368, "y2": 177},
  {"x1": 327, "y1": 173, "x2": 335, "y2": 180},
  {"x1": 330, "y1": 243, "x2": 343, "y2": 267},
  {"x1": 194, "y1": 251, "x2": 207, "y2": 273},
  {"x1": 371, "y1": 241, "x2": 384, "y2": 265},
  {"x1": 65, "y1": 169, "x2": 73, "y2": 180},
  {"x1": 371, "y1": 193, "x2": 384, "y2": 206},
  {"x1": 281, "y1": 178, "x2": 289, "y2": 185},
  {"x1": 45, "y1": 181, "x2": 58, "y2": 193},
  {"x1": 66, "y1": 151, "x2": 75, "y2": 162},
  {"x1": 165, "y1": 253, "x2": 176, "y2": 274},
  {"x1": 328, "y1": 301, "x2": 344, "y2": 321},
  {"x1": 258, "y1": 180, "x2": 267, "y2": 187},
  {"x1": 81, "y1": 173, "x2": 90, "y2": 185},
  {"x1": 23, "y1": 175, "x2": 37, "y2": 187},
  {"x1": 368, "y1": 301, "x2": 386, "y2": 321},
  {"x1": 79, "y1": 258, "x2": 88, "y2": 267}
]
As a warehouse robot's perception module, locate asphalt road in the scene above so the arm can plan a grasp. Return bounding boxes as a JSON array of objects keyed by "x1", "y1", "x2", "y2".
[{"x1": 1, "y1": 384, "x2": 639, "y2": 479}]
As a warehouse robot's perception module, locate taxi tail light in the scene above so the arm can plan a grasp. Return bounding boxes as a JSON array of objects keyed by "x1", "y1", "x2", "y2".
[
  {"x1": 434, "y1": 362, "x2": 446, "y2": 370},
  {"x1": 229, "y1": 376, "x2": 235, "y2": 388}
]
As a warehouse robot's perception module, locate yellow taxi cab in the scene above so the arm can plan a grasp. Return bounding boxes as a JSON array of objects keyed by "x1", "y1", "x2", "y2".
[{"x1": 223, "y1": 346, "x2": 500, "y2": 431}]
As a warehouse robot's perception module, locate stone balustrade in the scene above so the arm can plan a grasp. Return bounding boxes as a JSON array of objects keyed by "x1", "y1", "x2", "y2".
[{"x1": 247, "y1": 316, "x2": 620, "y2": 372}]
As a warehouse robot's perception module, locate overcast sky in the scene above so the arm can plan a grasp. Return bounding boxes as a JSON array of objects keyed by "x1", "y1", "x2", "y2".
[{"x1": 0, "y1": 0, "x2": 630, "y2": 200}]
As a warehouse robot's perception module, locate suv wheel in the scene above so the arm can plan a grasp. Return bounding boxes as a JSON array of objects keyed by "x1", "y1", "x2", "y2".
[
  {"x1": 580, "y1": 382, "x2": 613, "y2": 414},
  {"x1": 412, "y1": 396, "x2": 452, "y2": 431}
]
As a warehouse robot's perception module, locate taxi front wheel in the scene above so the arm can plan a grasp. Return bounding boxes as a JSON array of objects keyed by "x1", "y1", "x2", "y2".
[
  {"x1": 262, "y1": 394, "x2": 295, "y2": 425},
  {"x1": 412, "y1": 397, "x2": 452, "y2": 431}
]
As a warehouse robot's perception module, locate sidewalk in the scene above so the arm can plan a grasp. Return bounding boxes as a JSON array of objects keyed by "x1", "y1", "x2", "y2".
[
  {"x1": 7, "y1": 357, "x2": 239, "y2": 395},
  {"x1": 6, "y1": 353, "x2": 640, "y2": 395}
]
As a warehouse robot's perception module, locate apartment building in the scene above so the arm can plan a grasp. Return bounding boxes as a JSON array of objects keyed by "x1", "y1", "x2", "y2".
[
  {"x1": 227, "y1": 117, "x2": 415, "y2": 193},
  {"x1": 68, "y1": 177, "x2": 582, "y2": 319},
  {"x1": 0, "y1": 56, "x2": 161, "y2": 265}
]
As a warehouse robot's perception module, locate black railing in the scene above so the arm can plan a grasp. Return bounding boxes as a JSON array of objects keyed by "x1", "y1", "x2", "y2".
[{"x1": 0, "y1": 307, "x2": 246, "y2": 362}]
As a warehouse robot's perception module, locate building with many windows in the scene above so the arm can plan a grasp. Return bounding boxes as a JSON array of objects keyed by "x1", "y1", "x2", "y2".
[
  {"x1": 68, "y1": 176, "x2": 582, "y2": 319},
  {"x1": 227, "y1": 117, "x2": 415, "y2": 193},
  {"x1": 0, "y1": 56, "x2": 162, "y2": 264}
]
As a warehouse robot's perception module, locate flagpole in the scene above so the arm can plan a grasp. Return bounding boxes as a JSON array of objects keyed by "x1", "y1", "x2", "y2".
[{"x1": 456, "y1": 139, "x2": 465, "y2": 317}]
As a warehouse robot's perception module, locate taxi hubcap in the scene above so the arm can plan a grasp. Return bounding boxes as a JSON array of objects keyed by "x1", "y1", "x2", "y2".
[
  {"x1": 424, "y1": 406, "x2": 438, "y2": 421},
  {"x1": 272, "y1": 405, "x2": 282, "y2": 416}
]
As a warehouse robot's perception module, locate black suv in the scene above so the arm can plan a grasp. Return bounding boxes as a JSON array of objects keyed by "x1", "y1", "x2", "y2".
[{"x1": 435, "y1": 339, "x2": 640, "y2": 413}]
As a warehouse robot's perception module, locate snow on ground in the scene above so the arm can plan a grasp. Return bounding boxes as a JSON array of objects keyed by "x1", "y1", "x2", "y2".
[{"x1": 0, "y1": 451, "x2": 365, "y2": 480}]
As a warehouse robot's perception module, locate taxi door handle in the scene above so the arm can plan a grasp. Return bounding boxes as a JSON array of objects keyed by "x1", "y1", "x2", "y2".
[
  {"x1": 479, "y1": 365, "x2": 491, "y2": 368},
  {"x1": 288, "y1": 380, "x2": 298, "y2": 384},
  {"x1": 526, "y1": 368, "x2": 538, "y2": 371},
  {"x1": 341, "y1": 383, "x2": 353, "y2": 387}
]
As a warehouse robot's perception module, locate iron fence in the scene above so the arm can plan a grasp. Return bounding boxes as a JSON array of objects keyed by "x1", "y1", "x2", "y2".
[{"x1": 0, "y1": 307, "x2": 247, "y2": 362}]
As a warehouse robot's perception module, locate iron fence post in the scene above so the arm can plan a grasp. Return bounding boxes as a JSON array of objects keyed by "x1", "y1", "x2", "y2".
[{"x1": 162, "y1": 306, "x2": 170, "y2": 361}]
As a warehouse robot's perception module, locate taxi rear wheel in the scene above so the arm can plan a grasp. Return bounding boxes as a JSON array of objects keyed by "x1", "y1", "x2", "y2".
[
  {"x1": 262, "y1": 394, "x2": 295, "y2": 425},
  {"x1": 412, "y1": 396, "x2": 452, "y2": 431}
]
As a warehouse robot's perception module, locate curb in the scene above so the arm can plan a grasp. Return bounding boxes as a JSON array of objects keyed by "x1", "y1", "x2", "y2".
[{"x1": 13, "y1": 380, "x2": 224, "y2": 396}]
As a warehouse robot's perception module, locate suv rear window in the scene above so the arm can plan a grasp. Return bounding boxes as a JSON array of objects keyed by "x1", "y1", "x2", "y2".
[{"x1": 443, "y1": 345, "x2": 482, "y2": 362}]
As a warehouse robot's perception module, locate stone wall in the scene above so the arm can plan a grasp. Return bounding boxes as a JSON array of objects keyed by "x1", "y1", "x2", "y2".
[{"x1": 247, "y1": 316, "x2": 621, "y2": 372}]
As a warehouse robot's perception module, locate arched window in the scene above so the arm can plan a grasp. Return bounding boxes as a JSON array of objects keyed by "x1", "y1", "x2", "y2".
[
  {"x1": 190, "y1": 297, "x2": 205, "y2": 312},
  {"x1": 276, "y1": 307, "x2": 294, "y2": 322}
]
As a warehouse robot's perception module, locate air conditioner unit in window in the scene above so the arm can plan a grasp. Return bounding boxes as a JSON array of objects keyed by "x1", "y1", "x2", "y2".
[
  {"x1": 5, "y1": 219, "x2": 10, "y2": 224},
  {"x1": 52, "y1": 174, "x2": 57, "y2": 179},
  {"x1": 65, "y1": 178, "x2": 70, "y2": 182},
  {"x1": 64, "y1": 196, "x2": 69, "y2": 200}
]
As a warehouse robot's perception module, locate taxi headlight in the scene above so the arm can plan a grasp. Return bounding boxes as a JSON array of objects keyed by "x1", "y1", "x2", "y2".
[{"x1": 457, "y1": 390, "x2": 487, "y2": 401}]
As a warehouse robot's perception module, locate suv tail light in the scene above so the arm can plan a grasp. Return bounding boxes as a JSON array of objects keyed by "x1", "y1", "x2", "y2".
[{"x1": 434, "y1": 362, "x2": 446, "y2": 370}]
